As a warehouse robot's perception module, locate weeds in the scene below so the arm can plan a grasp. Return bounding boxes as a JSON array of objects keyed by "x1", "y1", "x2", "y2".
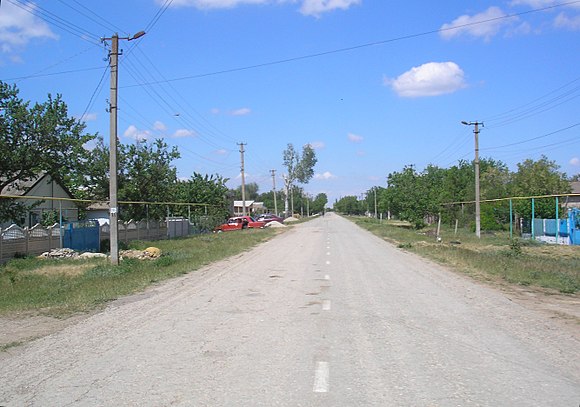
[
  {"x1": 0, "y1": 228, "x2": 278, "y2": 315},
  {"x1": 351, "y1": 216, "x2": 580, "y2": 294}
]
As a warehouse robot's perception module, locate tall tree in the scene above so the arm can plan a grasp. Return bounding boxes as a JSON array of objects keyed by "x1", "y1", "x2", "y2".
[
  {"x1": 282, "y1": 143, "x2": 317, "y2": 216},
  {"x1": 118, "y1": 139, "x2": 180, "y2": 220},
  {"x1": 311, "y1": 193, "x2": 328, "y2": 214},
  {"x1": 511, "y1": 155, "x2": 570, "y2": 218},
  {"x1": 0, "y1": 81, "x2": 96, "y2": 222}
]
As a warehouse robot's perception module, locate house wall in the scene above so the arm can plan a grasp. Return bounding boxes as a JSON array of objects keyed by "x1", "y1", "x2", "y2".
[{"x1": 16, "y1": 176, "x2": 78, "y2": 227}]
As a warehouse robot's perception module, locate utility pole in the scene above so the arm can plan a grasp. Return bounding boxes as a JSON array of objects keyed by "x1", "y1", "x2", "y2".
[
  {"x1": 461, "y1": 121, "x2": 483, "y2": 238},
  {"x1": 238, "y1": 143, "x2": 247, "y2": 216},
  {"x1": 374, "y1": 187, "x2": 378, "y2": 219},
  {"x1": 270, "y1": 169, "x2": 278, "y2": 215},
  {"x1": 102, "y1": 30, "x2": 145, "y2": 265}
]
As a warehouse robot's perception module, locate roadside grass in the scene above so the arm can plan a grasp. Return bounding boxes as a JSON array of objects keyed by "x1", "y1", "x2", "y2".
[
  {"x1": 351, "y1": 217, "x2": 580, "y2": 294},
  {"x1": 0, "y1": 228, "x2": 278, "y2": 316}
]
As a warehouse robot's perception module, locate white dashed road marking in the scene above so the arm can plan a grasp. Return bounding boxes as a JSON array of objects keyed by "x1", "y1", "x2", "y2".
[
  {"x1": 313, "y1": 361, "x2": 329, "y2": 393},
  {"x1": 322, "y1": 300, "x2": 331, "y2": 311}
]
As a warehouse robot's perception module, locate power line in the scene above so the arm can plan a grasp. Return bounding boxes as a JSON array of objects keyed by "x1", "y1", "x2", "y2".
[
  {"x1": 6, "y1": 0, "x2": 101, "y2": 45},
  {"x1": 55, "y1": 0, "x2": 128, "y2": 35},
  {"x1": 483, "y1": 122, "x2": 580, "y2": 151},
  {"x1": 78, "y1": 65, "x2": 109, "y2": 124},
  {"x1": 123, "y1": 0, "x2": 580, "y2": 88}
]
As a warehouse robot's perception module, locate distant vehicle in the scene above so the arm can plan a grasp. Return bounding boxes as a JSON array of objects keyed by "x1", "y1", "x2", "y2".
[
  {"x1": 213, "y1": 216, "x2": 267, "y2": 232},
  {"x1": 256, "y1": 214, "x2": 284, "y2": 224}
]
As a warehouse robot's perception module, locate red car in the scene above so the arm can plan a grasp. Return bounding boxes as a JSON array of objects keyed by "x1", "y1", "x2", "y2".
[
  {"x1": 213, "y1": 216, "x2": 267, "y2": 232},
  {"x1": 256, "y1": 214, "x2": 284, "y2": 224}
]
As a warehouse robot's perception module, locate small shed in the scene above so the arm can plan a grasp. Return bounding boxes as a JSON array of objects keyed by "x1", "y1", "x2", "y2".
[{"x1": 233, "y1": 200, "x2": 266, "y2": 216}]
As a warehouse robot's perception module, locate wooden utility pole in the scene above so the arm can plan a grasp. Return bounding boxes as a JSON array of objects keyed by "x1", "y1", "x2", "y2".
[
  {"x1": 238, "y1": 143, "x2": 247, "y2": 216},
  {"x1": 462, "y1": 121, "x2": 483, "y2": 238},
  {"x1": 270, "y1": 169, "x2": 278, "y2": 215}
]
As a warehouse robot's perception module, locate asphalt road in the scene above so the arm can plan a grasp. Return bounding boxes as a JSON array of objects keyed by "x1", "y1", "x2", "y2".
[{"x1": 1, "y1": 213, "x2": 578, "y2": 406}]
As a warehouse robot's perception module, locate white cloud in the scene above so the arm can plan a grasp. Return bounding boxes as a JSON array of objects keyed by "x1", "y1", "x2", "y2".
[
  {"x1": 440, "y1": 7, "x2": 513, "y2": 41},
  {"x1": 554, "y1": 12, "x2": 580, "y2": 30},
  {"x1": 156, "y1": 0, "x2": 360, "y2": 16},
  {"x1": 385, "y1": 62, "x2": 467, "y2": 98},
  {"x1": 570, "y1": 157, "x2": 580, "y2": 166},
  {"x1": 315, "y1": 171, "x2": 337, "y2": 180},
  {"x1": 347, "y1": 133, "x2": 363, "y2": 143},
  {"x1": 79, "y1": 112, "x2": 97, "y2": 122},
  {"x1": 300, "y1": 0, "x2": 361, "y2": 17},
  {"x1": 124, "y1": 125, "x2": 151, "y2": 141},
  {"x1": 153, "y1": 121, "x2": 167, "y2": 131},
  {"x1": 173, "y1": 129, "x2": 196, "y2": 138},
  {"x1": 510, "y1": 0, "x2": 580, "y2": 8},
  {"x1": 0, "y1": 1, "x2": 58, "y2": 54},
  {"x1": 230, "y1": 107, "x2": 251, "y2": 116},
  {"x1": 309, "y1": 141, "x2": 326, "y2": 149},
  {"x1": 162, "y1": 0, "x2": 268, "y2": 9},
  {"x1": 215, "y1": 149, "x2": 228, "y2": 155},
  {"x1": 210, "y1": 108, "x2": 221, "y2": 115}
]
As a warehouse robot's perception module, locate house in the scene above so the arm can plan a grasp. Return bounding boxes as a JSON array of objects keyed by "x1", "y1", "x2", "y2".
[
  {"x1": 565, "y1": 181, "x2": 580, "y2": 209},
  {"x1": 233, "y1": 200, "x2": 266, "y2": 216},
  {"x1": 0, "y1": 173, "x2": 79, "y2": 228}
]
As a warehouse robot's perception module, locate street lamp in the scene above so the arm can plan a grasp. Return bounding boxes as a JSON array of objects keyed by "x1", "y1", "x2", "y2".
[
  {"x1": 461, "y1": 120, "x2": 483, "y2": 238},
  {"x1": 102, "y1": 31, "x2": 146, "y2": 265}
]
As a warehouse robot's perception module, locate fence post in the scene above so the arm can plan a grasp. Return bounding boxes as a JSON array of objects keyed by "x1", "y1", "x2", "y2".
[
  {"x1": 555, "y1": 196, "x2": 559, "y2": 244},
  {"x1": 25, "y1": 227, "x2": 30, "y2": 256},
  {"x1": 509, "y1": 199, "x2": 513, "y2": 239},
  {"x1": 0, "y1": 227, "x2": 3, "y2": 262},
  {"x1": 531, "y1": 198, "x2": 535, "y2": 240}
]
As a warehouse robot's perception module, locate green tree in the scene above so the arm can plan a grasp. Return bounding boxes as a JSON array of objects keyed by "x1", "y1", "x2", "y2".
[
  {"x1": 231, "y1": 182, "x2": 259, "y2": 201},
  {"x1": 334, "y1": 196, "x2": 363, "y2": 215},
  {"x1": 173, "y1": 173, "x2": 230, "y2": 227},
  {"x1": 511, "y1": 155, "x2": 570, "y2": 219},
  {"x1": 282, "y1": 143, "x2": 317, "y2": 216},
  {"x1": 0, "y1": 81, "x2": 96, "y2": 223},
  {"x1": 311, "y1": 193, "x2": 328, "y2": 214},
  {"x1": 118, "y1": 139, "x2": 180, "y2": 220}
]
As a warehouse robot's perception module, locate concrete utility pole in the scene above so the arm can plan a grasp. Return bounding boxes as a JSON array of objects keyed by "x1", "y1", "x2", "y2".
[
  {"x1": 461, "y1": 120, "x2": 483, "y2": 238},
  {"x1": 270, "y1": 169, "x2": 278, "y2": 216},
  {"x1": 374, "y1": 187, "x2": 378, "y2": 219},
  {"x1": 103, "y1": 30, "x2": 145, "y2": 265},
  {"x1": 238, "y1": 143, "x2": 247, "y2": 216}
]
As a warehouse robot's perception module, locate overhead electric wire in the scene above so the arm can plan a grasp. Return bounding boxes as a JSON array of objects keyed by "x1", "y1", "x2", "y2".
[
  {"x1": 482, "y1": 122, "x2": 580, "y2": 151},
  {"x1": 55, "y1": 0, "x2": 127, "y2": 35},
  {"x1": 2, "y1": 45, "x2": 102, "y2": 83},
  {"x1": 6, "y1": 0, "x2": 101, "y2": 45},
  {"x1": 122, "y1": 0, "x2": 580, "y2": 89},
  {"x1": 78, "y1": 64, "x2": 109, "y2": 125},
  {"x1": 1, "y1": 66, "x2": 104, "y2": 82}
]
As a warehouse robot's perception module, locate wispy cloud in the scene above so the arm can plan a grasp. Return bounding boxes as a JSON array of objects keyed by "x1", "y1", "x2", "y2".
[
  {"x1": 153, "y1": 121, "x2": 167, "y2": 131},
  {"x1": 385, "y1": 62, "x2": 467, "y2": 98},
  {"x1": 230, "y1": 107, "x2": 252, "y2": 116},
  {"x1": 347, "y1": 133, "x2": 363, "y2": 143},
  {"x1": 554, "y1": 12, "x2": 580, "y2": 30},
  {"x1": 124, "y1": 125, "x2": 151, "y2": 141},
  {"x1": 0, "y1": 1, "x2": 58, "y2": 55},
  {"x1": 300, "y1": 0, "x2": 361, "y2": 17},
  {"x1": 440, "y1": 7, "x2": 514, "y2": 41},
  {"x1": 173, "y1": 129, "x2": 197, "y2": 138},
  {"x1": 315, "y1": 171, "x2": 337, "y2": 180},
  {"x1": 570, "y1": 157, "x2": 580, "y2": 166},
  {"x1": 309, "y1": 141, "x2": 326, "y2": 150},
  {"x1": 156, "y1": 0, "x2": 361, "y2": 17},
  {"x1": 79, "y1": 112, "x2": 97, "y2": 122}
]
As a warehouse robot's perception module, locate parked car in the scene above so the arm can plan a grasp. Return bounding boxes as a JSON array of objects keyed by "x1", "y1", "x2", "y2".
[
  {"x1": 213, "y1": 216, "x2": 267, "y2": 232},
  {"x1": 256, "y1": 214, "x2": 284, "y2": 224}
]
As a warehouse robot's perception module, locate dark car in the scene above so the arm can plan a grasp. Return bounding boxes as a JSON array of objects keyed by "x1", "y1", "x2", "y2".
[{"x1": 256, "y1": 214, "x2": 284, "y2": 224}]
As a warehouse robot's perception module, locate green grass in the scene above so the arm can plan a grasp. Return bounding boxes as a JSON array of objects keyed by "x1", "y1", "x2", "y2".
[
  {"x1": 351, "y1": 217, "x2": 580, "y2": 294},
  {"x1": 0, "y1": 228, "x2": 279, "y2": 316}
]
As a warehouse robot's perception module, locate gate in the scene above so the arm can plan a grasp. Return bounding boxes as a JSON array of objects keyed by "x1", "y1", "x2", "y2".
[{"x1": 64, "y1": 220, "x2": 100, "y2": 252}]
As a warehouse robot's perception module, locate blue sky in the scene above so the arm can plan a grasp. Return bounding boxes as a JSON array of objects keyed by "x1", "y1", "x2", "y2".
[{"x1": 1, "y1": 0, "x2": 579, "y2": 205}]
